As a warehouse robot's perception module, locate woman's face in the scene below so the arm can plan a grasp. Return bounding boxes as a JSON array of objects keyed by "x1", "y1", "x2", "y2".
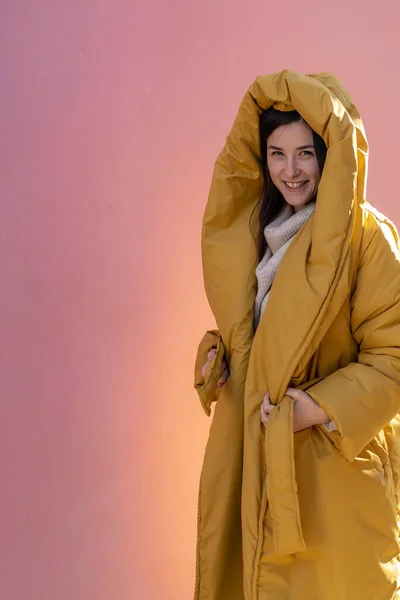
[{"x1": 266, "y1": 120, "x2": 321, "y2": 212}]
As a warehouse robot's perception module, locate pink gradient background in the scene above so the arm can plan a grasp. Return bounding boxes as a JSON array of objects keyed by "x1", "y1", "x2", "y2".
[{"x1": 1, "y1": 1, "x2": 400, "y2": 598}]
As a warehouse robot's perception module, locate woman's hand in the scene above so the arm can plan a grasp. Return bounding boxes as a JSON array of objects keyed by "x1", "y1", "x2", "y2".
[
  {"x1": 261, "y1": 388, "x2": 330, "y2": 432},
  {"x1": 287, "y1": 387, "x2": 330, "y2": 432},
  {"x1": 201, "y1": 348, "x2": 229, "y2": 387}
]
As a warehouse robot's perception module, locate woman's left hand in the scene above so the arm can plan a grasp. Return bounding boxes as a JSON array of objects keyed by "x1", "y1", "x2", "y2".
[{"x1": 261, "y1": 387, "x2": 330, "y2": 432}]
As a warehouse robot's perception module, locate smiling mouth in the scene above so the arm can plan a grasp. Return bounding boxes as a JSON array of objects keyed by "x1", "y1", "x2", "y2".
[{"x1": 284, "y1": 181, "x2": 308, "y2": 189}]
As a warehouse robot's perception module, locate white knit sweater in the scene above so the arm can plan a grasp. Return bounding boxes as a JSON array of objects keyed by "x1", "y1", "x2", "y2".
[{"x1": 254, "y1": 200, "x2": 316, "y2": 327}]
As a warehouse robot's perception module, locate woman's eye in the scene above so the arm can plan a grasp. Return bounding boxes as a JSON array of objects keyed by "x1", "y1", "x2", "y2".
[
  {"x1": 300, "y1": 150, "x2": 314, "y2": 156},
  {"x1": 271, "y1": 151, "x2": 283, "y2": 156}
]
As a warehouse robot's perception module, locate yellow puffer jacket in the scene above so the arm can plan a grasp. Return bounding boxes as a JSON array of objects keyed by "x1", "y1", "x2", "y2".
[{"x1": 194, "y1": 70, "x2": 400, "y2": 600}]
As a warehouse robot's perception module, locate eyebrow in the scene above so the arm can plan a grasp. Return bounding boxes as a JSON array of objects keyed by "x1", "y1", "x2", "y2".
[{"x1": 268, "y1": 144, "x2": 315, "y2": 151}]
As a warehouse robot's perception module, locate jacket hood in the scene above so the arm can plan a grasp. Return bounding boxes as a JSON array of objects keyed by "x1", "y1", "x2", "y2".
[{"x1": 202, "y1": 70, "x2": 368, "y2": 371}]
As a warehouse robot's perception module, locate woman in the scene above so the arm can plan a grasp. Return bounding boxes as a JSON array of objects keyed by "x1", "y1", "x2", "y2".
[{"x1": 194, "y1": 70, "x2": 400, "y2": 599}]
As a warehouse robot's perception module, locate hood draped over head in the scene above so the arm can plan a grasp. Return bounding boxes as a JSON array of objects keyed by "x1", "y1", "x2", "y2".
[{"x1": 202, "y1": 70, "x2": 368, "y2": 384}]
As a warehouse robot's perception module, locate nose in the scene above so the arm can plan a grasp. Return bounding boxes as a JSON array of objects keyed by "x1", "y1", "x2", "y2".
[{"x1": 285, "y1": 156, "x2": 300, "y2": 179}]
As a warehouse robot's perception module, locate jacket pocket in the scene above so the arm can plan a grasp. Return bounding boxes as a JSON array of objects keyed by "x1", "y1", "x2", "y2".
[{"x1": 194, "y1": 330, "x2": 225, "y2": 416}]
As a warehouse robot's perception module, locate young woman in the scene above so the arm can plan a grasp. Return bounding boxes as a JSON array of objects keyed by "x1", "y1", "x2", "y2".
[{"x1": 194, "y1": 70, "x2": 400, "y2": 599}]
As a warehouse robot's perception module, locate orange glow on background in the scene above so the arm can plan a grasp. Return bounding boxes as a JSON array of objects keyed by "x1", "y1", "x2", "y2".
[{"x1": 1, "y1": 1, "x2": 400, "y2": 598}]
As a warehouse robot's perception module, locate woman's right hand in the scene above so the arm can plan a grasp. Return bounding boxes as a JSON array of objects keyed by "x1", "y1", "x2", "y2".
[{"x1": 201, "y1": 348, "x2": 230, "y2": 387}]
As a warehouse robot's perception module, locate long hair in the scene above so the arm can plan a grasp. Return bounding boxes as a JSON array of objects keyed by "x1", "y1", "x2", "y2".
[{"x1": 251, "y1": 107, "x2": 327, "y2": 261}]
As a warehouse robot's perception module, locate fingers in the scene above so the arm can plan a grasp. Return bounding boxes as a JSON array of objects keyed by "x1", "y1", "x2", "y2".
[
  {"x1": 202, "y1": 350, "x2": 231, "y2": 388},
  {"x1": 261, "y1": 391, "x2": 274, "y2": 426},
  {"x1": 261, "y1": 403, "x2": 273, "y2": 425},
  {"x1": 260, "y1": 403, "x2": 268, "y2": 425},
  {"x1": 201, "y1": 349, "x2": 217, "y2": 378},
  {"x1": 207, "y1": 348, "x2": 217, "y2": 361},
  {"x1": 262, "y1": 401, "x2": 274, "y2": 415},
  {"x1": 263, "y1": 391, "x2": 271, "y2": 405},
  {"x1": 218, "y1": 363, "x2": 229, "y2": 387}
]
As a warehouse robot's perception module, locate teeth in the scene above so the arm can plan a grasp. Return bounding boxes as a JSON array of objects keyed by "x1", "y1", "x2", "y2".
[{"x1": 285, "y1": 181, "x2": 306, "y2": 189}]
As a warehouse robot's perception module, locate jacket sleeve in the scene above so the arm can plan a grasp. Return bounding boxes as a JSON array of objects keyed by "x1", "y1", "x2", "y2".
[
  {"x1": 307, "y1": 219, "x2": 400, "y2": 462},
  {"x1": 194, "y1": 330, "x2": 225, "y2": 416}
]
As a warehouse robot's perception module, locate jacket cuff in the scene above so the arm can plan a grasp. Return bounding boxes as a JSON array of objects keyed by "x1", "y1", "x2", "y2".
[
  {"x1": 194, "y1": 330, "x2": 225, "y2": 416},
  {"x1": 323, "y1": 420, "x2": 337, "y2": 432}
]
